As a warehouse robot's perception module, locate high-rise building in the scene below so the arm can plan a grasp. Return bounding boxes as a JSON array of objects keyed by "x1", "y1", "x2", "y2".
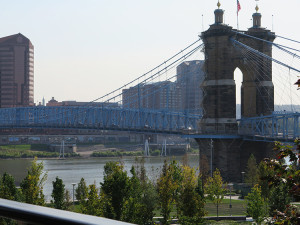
[
  {"x1": 177, "y1": 60, "x2": 205, "y2": 114},
  {"x1": 122, "y1": 81, "x2": 181, "y2": 111},
  {"x1": 122, "y1": 60, "x2": 205, "y2": 113},
  {"x1": 0, "y1": 33, "x2": 34, "y2": 108}
]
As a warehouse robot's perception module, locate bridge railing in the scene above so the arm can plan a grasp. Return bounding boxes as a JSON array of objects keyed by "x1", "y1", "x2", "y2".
[
  {"x1": 0, "y1": 106, "x2": 201, "y2": 134},
  {"x1": 0, "y1": 198, "x2": 133, "y2": 225},
  {"x1": 238, "y1": 112, "x2": 300, "y2": 141}
]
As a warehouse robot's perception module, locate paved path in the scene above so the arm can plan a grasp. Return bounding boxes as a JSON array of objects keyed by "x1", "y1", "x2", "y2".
[{"x1": 223, "y1": 195, "x2": 241, "y2": 200}]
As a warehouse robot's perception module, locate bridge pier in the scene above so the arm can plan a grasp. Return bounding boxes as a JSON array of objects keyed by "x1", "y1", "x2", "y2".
[
  {"x1": 195, "y1": 4, "x2": 276, "y2": 182},
  {"x1": 195, "y1": 138, "x2": 275, "y2": 182}
]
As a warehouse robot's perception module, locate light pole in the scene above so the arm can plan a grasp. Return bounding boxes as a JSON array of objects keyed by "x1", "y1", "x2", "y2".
[
  {"x1": 210, "y1": 139, "x2": 213, "y2": 177},
  {"x1": 228, "y1": 183, "x2": 233, "y2": 216},
  {"x1": 241, "y1": 171, "x2": 245, "y2": 183},
  {"x1": 72, "y1": 183, "x2": 76, "y2": 205}
]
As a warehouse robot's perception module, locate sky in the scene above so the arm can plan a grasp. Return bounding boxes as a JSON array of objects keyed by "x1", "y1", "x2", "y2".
[{"x1": 1, "y1": 0, "x2": 300, "y2": 104}]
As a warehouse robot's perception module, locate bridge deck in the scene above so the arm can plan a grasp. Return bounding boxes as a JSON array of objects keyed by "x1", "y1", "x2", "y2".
[{"x1": 0, "y1": 107, "x2": 299, "y2": 142}]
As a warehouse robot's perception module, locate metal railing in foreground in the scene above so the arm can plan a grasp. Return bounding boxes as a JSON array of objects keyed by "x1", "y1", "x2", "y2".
[{"x1": 0, "y1": 198, "x2": 134, "y2": 225}]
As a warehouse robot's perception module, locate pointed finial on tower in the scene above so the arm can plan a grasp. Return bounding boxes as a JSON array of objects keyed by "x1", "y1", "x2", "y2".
[
  {"x1": 214, "y1": 0, "x2": 224, "y2": 24},
  {"x1": 252, "y1": 0, "x2": 262, "y2": 28},
  {"x1": 255, "y1": 0, "x2": 259, "y2": 12}
]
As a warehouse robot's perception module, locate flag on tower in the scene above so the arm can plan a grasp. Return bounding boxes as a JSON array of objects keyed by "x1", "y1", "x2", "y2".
[{"x1": 237, "y1": 0, "x2": 241, "y2": 14}]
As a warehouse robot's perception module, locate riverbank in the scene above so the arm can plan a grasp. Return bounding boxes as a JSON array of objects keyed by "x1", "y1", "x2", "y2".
[
  {"x1": 77, "y1": 143, "x2": 198, "y2": 158},
  {"x1": 0, "y1": 144, "x2": 79, "y2": 159},
  {"x1": 0, "y1": 143, "x2": 199, "y2": 159}
]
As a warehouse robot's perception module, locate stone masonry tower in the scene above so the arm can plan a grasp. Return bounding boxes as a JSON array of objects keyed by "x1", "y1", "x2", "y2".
[
  {"x1": 197, "y1": 2, "x2": 276, "y2": 181},
  {"x1": 200, "y1": 2, "x2": 275, "y2": 133}
]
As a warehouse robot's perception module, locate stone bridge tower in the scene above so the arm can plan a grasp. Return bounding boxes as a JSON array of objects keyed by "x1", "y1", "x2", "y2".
[{"x1": 197, "y1": 2, "x2": 276, "y2": 181}]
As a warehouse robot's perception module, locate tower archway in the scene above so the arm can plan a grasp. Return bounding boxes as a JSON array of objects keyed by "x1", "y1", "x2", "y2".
[
  {"x1": 234, "y1": 67, "x2": 243, "y2": 119},
  {"x1": 199, "y1": 4, "x2": 275, "y2": 134},
  {"x1": 197, "y1": 2, "x2": 276, "y2": 182}
]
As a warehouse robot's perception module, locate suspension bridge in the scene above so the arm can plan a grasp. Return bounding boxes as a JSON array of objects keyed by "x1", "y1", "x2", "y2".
[
  {"x1": 0, "y1": 14, "x2": 299, "y2": 141},
  {"x1": 0, "y1": 2, "x2": 299, "y2": 179}
]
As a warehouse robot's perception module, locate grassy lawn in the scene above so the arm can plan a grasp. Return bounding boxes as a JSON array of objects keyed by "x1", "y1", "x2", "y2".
[
  {"x1": 153, "y1": 199, "x2": 246, "y2": 219},
  {"x1": 205, "y1": 199, "x2": 246, "y2": 216},
  {"x1": 56, "y1": 201, "x2": 252, "y2": 225}
]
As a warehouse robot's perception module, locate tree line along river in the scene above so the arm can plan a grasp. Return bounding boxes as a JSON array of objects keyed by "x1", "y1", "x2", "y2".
[{"x1": 0, "y1": 155, "x2": 199, "y2": 201}]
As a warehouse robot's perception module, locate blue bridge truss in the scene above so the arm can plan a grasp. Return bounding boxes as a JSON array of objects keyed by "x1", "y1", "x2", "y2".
[
  {"x1": 238, "y1": 112, "x2": 300, "y2": 142},
  {"x1": 0, "y1": 106, "x2": 299, "y2": 142},
  {"x1": 0, "y1": 106, "x2": 199, "y2": 134}
]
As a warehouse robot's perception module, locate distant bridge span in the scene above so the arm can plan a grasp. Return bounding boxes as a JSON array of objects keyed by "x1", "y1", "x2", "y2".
[
  {"x1": 0, "y1": 106, "x2": 299, "y2": 143},
  {"x1": 0, "y1": 106, "x2": 199, "y2": 135}
]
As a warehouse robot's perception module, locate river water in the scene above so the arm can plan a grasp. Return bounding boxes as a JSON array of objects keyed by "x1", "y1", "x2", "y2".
[{"x1": 0, "y1": 155, "x2": 199, "y2": 201}]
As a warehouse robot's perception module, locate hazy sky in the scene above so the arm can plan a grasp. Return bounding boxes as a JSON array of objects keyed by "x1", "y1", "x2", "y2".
[{"x1": 1, "y1": 0, "x2": 300, "y2": 104}]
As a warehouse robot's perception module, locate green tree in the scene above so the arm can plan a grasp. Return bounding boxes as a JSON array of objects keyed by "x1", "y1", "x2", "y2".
[
  {"x1": 258, "y1": 161, "x2": 272, "y2": 200},
  {"x1": 20, "y1": 158, "x2": 47, "y2": 205},
  {"x1": 134, "y1": 160, "x2": 158, "y2": 225},
  {"x1": 138, "y1": 181, "x2": 157, "y2": 224},
  {"x1": 100, "y1": 161, "x2": 130, "y2": 220},
  {"x1": 157, "y1": 160, "x2": 182, "y2": 225},
  {"x1": 268, "y1": 204, "x2": 299, "y2": 225},
  {"x1": 51, "y1": 176, "x2": 65, "y2": 209},
  {"x1": 200, "y1": 154, "x2": 210, "y2": 185},
  {"x1": 196, "y1": 175, "x2": 204, "y2": 199},
  {"x1": 260, "y1": 140, "x2": 300, "y2": 224},
  {"x1": 245, "y1": 154, "x2": 259, "y2": 186},
  {"x1": 134, "y1": 157, "x2": 147, "y2": 183},
  {"x1": 0, "y1": 172, "x2": 19, "y2": 201},
  {"x1": 246, "y1": 184, "x2": 268, "y2": 225},
  {"x1": 64, "y1": 189, "x2": 72, "y2": 210},
  {"x1": 0, "y1": 173, "x2": 19, "y2": 225},
  {"x1": 121, "y1": 166, "x2": 157, "y2": 225},
  {"x1": 121, "y1": 166, "x2": 143, "y2": 224},
  {"x1": 75, "y1": 178, "x2": 88, "y2": 204},
  {"x1": 82, "y1": 184, "x2": 101, "y2": 216},
  {"x1": 204, "y1": 169, "x2": 226, "y2": 219},
  {"x1": 265, "y1": 141, "x2": 300, "y2": 201},
  {"x1": 268, "y1": 182, "x2": 291, "y2": 216},
  {"x1": 165, "y1": 160, "x2": 183, "y2": 218},
  {"x1": 177, "y1": 166, "x2": 205, "y2": 224}
]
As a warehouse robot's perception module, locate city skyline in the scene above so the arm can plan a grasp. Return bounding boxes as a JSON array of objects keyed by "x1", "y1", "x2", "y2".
[{"x1": 1, "y1": 0, "x2": 299, "y2": 104}]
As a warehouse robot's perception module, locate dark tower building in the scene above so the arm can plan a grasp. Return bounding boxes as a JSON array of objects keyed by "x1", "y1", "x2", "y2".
[
  {"x1": 197, "y1": 2, "x2": 275, "y2": 181},
  {"x1": 0, "y1": 33, "x2": 34, "y2": 108},
  {"x1": 177, "y1": 60, "x2": 205, "y2": 115}
]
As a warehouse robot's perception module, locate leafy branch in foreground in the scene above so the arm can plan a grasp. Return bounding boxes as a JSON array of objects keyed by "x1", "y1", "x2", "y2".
[{"x1": 262, "y1": 140, "x2": 300, "y2": 224}]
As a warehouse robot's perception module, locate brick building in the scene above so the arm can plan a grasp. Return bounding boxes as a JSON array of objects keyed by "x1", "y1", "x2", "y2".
[
  {"x1": 177, "y1": 60, "x2": 205, "y2": 114},
  {"x1": 46, "y1": 97, "x2": 119, "y2": 108},
  {"x1": 122, "y1": 81, "x2": 181, "y2": 111},
  {"x1": 122, "y1": 60, "x2": 204, "y2": 113},
  {"x1": 0, "y1": 33, "x2": 34, "y2": 108}
]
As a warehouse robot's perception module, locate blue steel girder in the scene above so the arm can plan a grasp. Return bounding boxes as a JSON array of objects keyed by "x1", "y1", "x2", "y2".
[
  {"x1": 0, "y1": 106, "x2": 201, "y2": 134},
  {"x1": 238, "y1": 112, "x2": 300, "y2": 141}
]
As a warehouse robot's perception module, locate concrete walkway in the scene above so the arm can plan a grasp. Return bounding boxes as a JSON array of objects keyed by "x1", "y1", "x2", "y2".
[{"x1": 223, "y1": 195, "x2": 241, "y2": 200}]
